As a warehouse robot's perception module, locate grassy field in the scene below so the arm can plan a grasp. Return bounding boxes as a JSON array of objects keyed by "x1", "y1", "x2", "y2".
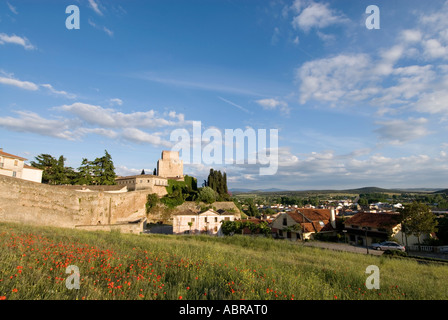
[{"x1": 0, "y1": 221, "x2": 447, "y2": 300}]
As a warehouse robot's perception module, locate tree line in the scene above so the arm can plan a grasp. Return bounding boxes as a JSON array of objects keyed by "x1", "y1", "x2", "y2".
[{"x1": 30, "y1": 150, "x2": 116, "y2": 185}]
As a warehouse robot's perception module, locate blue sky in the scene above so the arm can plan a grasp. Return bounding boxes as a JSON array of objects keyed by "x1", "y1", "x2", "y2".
[{"x1": 1, "y1": 0, "x2": 448, "y2": 190}]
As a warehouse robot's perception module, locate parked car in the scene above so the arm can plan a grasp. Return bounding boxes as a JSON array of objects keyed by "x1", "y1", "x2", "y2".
[{"x1": 371, "y1": 241, "x2": 406, "y2": 252}]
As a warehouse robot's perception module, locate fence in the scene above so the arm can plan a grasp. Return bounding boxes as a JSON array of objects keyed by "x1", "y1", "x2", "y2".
[{"x1": 408, "y1": 245, "x2": 448, "y2": 253}]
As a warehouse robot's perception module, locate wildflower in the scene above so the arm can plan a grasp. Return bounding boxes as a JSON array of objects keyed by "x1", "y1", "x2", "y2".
[
  {"x1": 179, "y1": 296, "x2": 183, "y2": 300},
  {"x1": 12, "y1": 288, "x2": 18, "y2": 293},
  {"x1": 0, "y1": 296, "x2": 6, "y2": 300}
]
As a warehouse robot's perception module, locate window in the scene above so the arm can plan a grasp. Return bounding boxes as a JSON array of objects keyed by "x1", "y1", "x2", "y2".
[
  {"x1": 12, "y1": 171, "x2": 16, "y2": 177},
  {"x1": 214, "y1": 226, "x2": 218, "y2": 232},
  {"x1": 191, "y1": 218, "x2": 195, "y2": 222},
  {"x1": 283, "y1": 217, "x2": 287, "y2": 226},
  {"x1": 224, "y1": 217, "x2": 230, "y2": 221},
  {"x1": 204, "y1": 217, "x2": 208, "y2": 223},
  {"x1": 214, "y1": 217, "x2": 218, "y2": 222},
  {"x1": 14, "y1": 160, "x2": 18, "y2": 166}
]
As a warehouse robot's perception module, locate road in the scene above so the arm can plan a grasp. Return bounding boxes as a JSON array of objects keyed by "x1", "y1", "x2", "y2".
[
  {"x1": 300, "y1": 241, "x2": 448, "y2": 261},
  {"x1": 301, "y1": 241, "x2": 383, "y2": 255}
]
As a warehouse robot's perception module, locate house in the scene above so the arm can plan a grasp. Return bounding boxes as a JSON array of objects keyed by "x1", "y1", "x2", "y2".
[
  {"x1": 342, "y1": 212, "x2": 427, "y2": 247},
  {"x1": 0, "y1": 148, "x2": 43, "y2": 183},
  {"x1": 172, "y1": 209, "x2": 235, "y2": 236},
  {"x1": 115, "y1": 174, "x2": 168, "y2": 196},
  {"x1": 271, "y1": 208, "x2": 336, "y2": 241}
]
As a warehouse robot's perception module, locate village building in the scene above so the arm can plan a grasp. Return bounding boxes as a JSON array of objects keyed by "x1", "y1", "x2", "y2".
[
  {"x1": 343, "y1": 211, "x2": 430, "y2": 247},
  {"x1": 173, "y1": 209, "x2": 235, "y2": 236},
  {"x1": 271, "y1": 208, "x2": 336, "y2": 240},
  {"x1": 157, "y1": 150, "x2": 183, "y2": 180},
  {"x1": 115, "y1": 174, "x2": 168, "y2": 196},
  {"x1": 0, "y1": 148, "x2": 42, "y2": 183},
  {"x1": 115, "y1": 150, "x2": 184, "y2": 196}
]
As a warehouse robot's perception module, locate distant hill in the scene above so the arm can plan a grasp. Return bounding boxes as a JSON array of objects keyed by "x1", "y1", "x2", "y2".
[
  {"x1": 434, "y1": 189, "x2": 448, "y2": 194},
  {"x1": 232, "y1": 186, "x2": 432, "y2": 196},
  {"x1": 231, "y1": 188, "x2": 287, "y2": 194}
]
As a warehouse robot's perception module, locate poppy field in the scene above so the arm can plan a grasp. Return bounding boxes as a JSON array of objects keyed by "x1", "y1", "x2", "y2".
[{"x1": 1, "y1": 221, "x2": 447, "y2": 300}]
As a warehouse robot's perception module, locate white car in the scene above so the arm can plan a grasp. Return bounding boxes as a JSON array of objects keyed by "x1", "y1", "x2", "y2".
[{"x1": 371, "y1": 241, "x2": 406, "y2": 252}]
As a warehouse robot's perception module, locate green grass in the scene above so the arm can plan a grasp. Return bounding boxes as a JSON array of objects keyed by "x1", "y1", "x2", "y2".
[{"x1": 0, "y1": 221, "x2": 447, "y2": 300}]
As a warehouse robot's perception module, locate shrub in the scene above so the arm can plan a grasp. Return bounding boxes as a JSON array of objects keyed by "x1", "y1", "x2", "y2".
[
  {"x1": 383, "y1": 249, "x2": 408, "y2": 257},
  {"x1": 146, "y1": 193, "x2": 159, "y2": 214},
  {"x1": 198, "y1": 187, "x2": 217, "y2": 204}
]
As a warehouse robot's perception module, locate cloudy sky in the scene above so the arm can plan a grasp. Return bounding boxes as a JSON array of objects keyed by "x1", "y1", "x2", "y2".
[{"x1": 1, "y1": 0, "x2": 448, "y2": 190}]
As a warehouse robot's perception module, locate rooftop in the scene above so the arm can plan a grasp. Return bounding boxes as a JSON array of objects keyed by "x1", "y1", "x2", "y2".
[
  {"x1": 0, "y1": 149, "x2": 27, "y2": 161},
  {"x1": 344, "y1": 212, "x2": 401, "y2": 229}
]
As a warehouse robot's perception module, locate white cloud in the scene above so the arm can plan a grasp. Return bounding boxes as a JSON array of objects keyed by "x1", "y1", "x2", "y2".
[
  {"x1": 228, "y1": 146, "x2": 448, "y2": 190},
  {"x1": 41, "y1": 84, "x2": 76, "y2": 99},
  {"x1": 0, "y1": 72, "x2": 78, "y2": 99},
  {"x1": 0, "y1": 74, "x2": 39, "y2": 91},
  {"x1": 0, "y1": 102, "x2": 194, "y2": 148},
  {"x1": 374, "y1": 118, "x2": 430, "y2": 144},
  {"x1": 110, "y1": 98, "x2": 123, "y2": 106},
  {"x1": 414, "y1": 90, "x2": 448, "y2": 115},
  {"x1": 291, "y1": 1, "x2": 348, "y2": 32},
  {"x1": 297, "y1": 53, "x2": 373, "y2": 104},
  {"x1": 0, "y1": 111, "x2": 77, "y2": 140},
  {"x1": 88, "y1": 19, "x2": 113, "y2": 37},
  {"x1": 7, "y1": 2, "x2": 18, "y2": 14},
  {"x1": 103, "y1": 26, "x2": 113, "y2": 37},
  {"x1": 401, "y1": 29, "x2": 422, "y2": 43},
  {"x1": 88, "y1": 0, "x2": 103, "y2": 16},
  {"x1": 57, "y1": 102, "x2": 188, "y2": 129},
  {"x1": 255, "y1": 98, "x2": 290, "y2": 115},
  {"x1": 122, "y1": 128, "x2": 172, "y2": 148},
  {"x1": 0, "y1": 33, "x2": 35, "y2": 50},
  {"x1": 424, "y1": 39, "x2": 448, "y2": 59}
]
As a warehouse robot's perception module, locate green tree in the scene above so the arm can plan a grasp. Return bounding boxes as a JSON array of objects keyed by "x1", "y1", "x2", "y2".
[
  {"x1": 206, "y1": 168, "x2": 230, "y2": 201},
  {"x1": 245, "y1": 199, "x2": 260, "y2": 218},
  {"x1": 54, "y1": 155, "x2": 68, "y2": 185},
  {"x1": 400, "y1": 201, "x2": 438, "y2": 245},
  {"x1": 198, "y1": 186, "x2": 217, "y2": 204},
  {"x1": 30, "y1": 154, "x2": 58, "y2": 184},
  {"x1": 76, "y1": 158, "x2": 93, "y2": 185},
  {"x1": 92, "y1": 150, "x2": 116, "y2": 185}
]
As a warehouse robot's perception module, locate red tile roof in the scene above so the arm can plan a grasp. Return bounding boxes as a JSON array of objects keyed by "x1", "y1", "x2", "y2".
[
  {"x1": 287, "y1": 208, "x2": 334, "y2": 233},
  {"x1": 0, "y1": 150, "x2": 27, "y2": 161},
  {"x1": 344, "y1": 212, "x2": 401, "y2": 229}
]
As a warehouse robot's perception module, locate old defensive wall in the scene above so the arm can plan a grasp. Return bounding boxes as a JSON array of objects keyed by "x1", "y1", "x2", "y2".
[
  {"x1": 0, "y1": 174, "x2": 148, "y2": 233},
  {"x1": 0, "y1": 174, "x2": 241, "y2": 234}
]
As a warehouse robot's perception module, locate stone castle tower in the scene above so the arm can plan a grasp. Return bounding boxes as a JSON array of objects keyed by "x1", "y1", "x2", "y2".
[{"x1": 157, "y1": 151, "x2": 183, "y2": 180}]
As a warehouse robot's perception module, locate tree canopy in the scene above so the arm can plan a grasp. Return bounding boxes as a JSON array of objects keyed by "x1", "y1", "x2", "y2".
[
  {"x1": 30, "y1": 150, "x2": 116, "y2": 186},
  {"x1": 399, "y1": 201, "x2": 438, "y2": 245}
]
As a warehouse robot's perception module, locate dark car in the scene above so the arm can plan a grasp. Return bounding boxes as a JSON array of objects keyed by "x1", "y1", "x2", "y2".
[{"x1": 371, "y1": 241, "x2": 406, "y2": 252}]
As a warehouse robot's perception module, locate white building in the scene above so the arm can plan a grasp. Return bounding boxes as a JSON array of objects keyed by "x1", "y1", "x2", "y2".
[
  {"x1": 173, "y1": 209, "x2": 235, "y2": 236},
  {"x1": 0, "y1": 149, "x2": 42, "y2": 183}
]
